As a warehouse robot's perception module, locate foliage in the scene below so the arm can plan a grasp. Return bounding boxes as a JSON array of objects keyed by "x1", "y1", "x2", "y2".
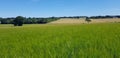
[
  {"x1": 90, "y1": 15, "x2": 120, "y2": 19},
  {"x1": 0, "y1": 17, "x2": 59, "y2": 24},
  {"x1": 0, "y1": 15, "x2": 120, "y2": 24},
  {"x1": 13, "y1": 16, "x2": 24, "y2": 26},
  {"x1": 85, "y1": 17, "x2": 92, "y2": 23}
]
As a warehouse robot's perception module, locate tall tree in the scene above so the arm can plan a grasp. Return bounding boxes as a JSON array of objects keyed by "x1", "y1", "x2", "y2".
[{"x1": 13, "y1": 16, "x2": 24, "y2": 26}]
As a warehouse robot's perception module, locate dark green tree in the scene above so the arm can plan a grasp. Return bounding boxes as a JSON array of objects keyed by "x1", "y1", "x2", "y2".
[
  {"x1": 13, "y1": 16, "x2": 24, "y2": 26},
  {"x1": 85, "y1": 17, "x2": 91, "y2": 23}
]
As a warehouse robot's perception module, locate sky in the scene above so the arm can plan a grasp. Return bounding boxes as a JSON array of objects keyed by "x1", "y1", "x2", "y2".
[{"x1": 0, "y1": 0, "x2": 120, "y2": 17}]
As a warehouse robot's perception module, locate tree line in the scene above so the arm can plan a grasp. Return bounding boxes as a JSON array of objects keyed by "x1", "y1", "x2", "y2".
[
  {"x1": 0, "y1": 15, "x2": 120, "y2": 24},
  {"x1": 0, "y1": 16, "x2": 59, "y2": 24},
  {"x1": 89, "y1": 15, "x2": 120, "y2": 19},
  {"x1": 57, "y1": 15, "x2": 120, "y2": 19}
]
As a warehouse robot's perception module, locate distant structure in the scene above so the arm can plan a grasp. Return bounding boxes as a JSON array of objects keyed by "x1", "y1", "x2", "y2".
[{"x1": 85, "y1": 17, "x2": 92, "y2": 23}]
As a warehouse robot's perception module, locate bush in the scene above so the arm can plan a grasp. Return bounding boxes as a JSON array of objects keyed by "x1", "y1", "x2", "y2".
[
  {"x1": 85, "y1": 17, "x2": 92, "y2": 23},
  {"x1": 13, "y1": 16, "x2": 24, "y2": 26}
]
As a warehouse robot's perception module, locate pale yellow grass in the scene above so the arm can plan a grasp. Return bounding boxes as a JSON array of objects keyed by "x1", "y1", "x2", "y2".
[
  {"x1": 50, "y1": 18, "x2": 120, "y2": 24},
  {"x1": 92, "y1": 18, "x2": 120, "y2": 23}
]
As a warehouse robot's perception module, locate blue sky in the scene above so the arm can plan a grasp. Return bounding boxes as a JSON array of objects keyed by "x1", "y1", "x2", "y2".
[{"x1": 0, "y1": 0, "x2": 120, "y2": 17}]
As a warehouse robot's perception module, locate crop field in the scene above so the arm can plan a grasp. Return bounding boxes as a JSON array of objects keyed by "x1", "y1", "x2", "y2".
[
  {"x1": 50, "y1": 18, "x2": 120, "y2": 24},
  {"x1": 0, "y1": 23, "x2": 120, "y2": 58}
]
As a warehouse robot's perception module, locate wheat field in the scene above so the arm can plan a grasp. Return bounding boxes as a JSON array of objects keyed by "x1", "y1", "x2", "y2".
[{"x1": 50, "y1": 18, "x2": 120, "y2": 24}]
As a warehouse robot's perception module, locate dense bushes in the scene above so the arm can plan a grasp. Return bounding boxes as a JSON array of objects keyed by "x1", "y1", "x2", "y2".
[
  {"x1": 0, "y1": 15, "x2": 120, "y2": 24},
  {"x1": 0, "y1": 16, "x2": 59, "y2": 24},
  {"x1": 90, "y1": 15, "x2": 120, "y2": 19}
]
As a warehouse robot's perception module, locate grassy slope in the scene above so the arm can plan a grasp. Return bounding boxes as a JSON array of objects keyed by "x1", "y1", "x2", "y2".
[{"x1": 0, "y1": 23, "x2": 120, "y2": 58}]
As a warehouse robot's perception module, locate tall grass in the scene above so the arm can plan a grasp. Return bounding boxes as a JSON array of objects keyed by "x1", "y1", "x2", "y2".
[{"x1": 0, "y1": 23, "x2": 120, "y2": 58}]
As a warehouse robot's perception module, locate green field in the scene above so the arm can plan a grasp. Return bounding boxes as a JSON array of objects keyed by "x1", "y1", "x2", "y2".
[{"x1": 0, "y1": 23, "x2": 120, "y2": 58}]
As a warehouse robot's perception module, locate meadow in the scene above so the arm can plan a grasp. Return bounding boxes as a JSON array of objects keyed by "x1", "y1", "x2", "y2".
[{"x1": 0, "y1": 23, "x2": 120, "y2": 58}]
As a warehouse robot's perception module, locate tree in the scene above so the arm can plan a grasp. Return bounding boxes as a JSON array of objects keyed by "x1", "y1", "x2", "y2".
[
  {"x1": 37, "y1": 19, "x2": 47, "y2": 24},
  {"x1": 85, "y1": 17, "x2": 91, "y2": 23},
  {"x1": 13, "y1": 16, "x2": 24, "y2": 26}
]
